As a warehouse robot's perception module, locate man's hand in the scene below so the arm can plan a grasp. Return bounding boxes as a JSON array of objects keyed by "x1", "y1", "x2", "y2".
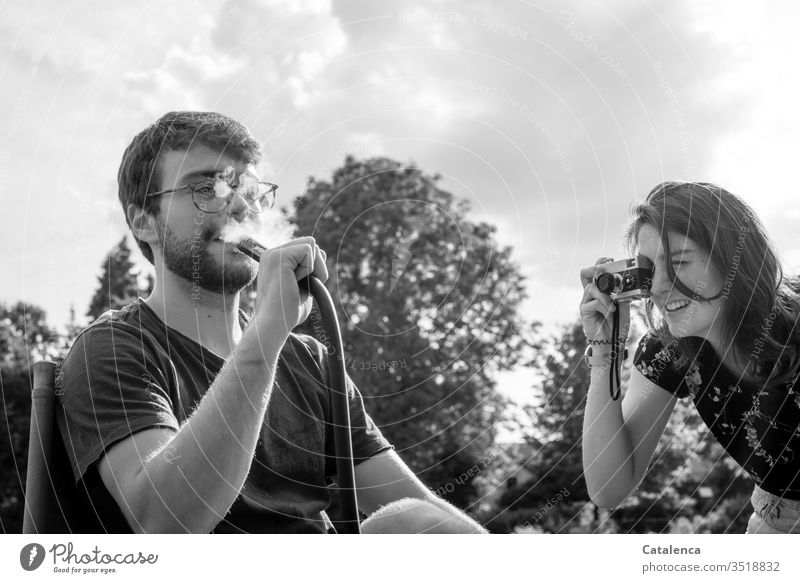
[{"x1": 251, "y1": 236, "x2": 328, "y2": 337}]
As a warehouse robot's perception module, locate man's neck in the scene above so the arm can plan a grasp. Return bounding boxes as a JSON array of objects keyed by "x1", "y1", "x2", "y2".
[{"x1": 144, "y1": 267, "x2": 244, "y2": 360}]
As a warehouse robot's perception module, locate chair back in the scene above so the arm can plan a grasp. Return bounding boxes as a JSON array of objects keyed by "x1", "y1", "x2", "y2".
[{"x1": 22, "y1": 361, "x2": 70, "y2": 534}]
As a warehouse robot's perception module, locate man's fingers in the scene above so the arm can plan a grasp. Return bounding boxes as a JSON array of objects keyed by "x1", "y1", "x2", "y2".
[
  {"x1": 294, "y1": 244, "x2": 328, "y2": 282},
  {"x1": 258, "y1": 237, "x2": 329, "y2": 291},
  {"x1": 313, "y1": 245, "x2": 329, "y2": 282},
  {"x1": 270, "y1": 235, "x2": 316, "y2": 252},
  {"x1": 296, "y1": 243, "x2": 315, "y2": 281}
]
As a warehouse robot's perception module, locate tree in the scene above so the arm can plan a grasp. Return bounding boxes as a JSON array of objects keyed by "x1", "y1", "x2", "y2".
[
  {"x1": 487, "y1": 320, "x2": 600, "y2": 532},
  {"x1": 291, "y1": 156, "x2": 534, "y2": 514},
  {"x1": 86, "y1": 236, "x2": 142, "y2": 321}
]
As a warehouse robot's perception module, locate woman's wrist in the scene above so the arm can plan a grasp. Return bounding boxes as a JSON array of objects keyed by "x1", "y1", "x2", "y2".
[
  {"x1": 587, "y1": 343, "x2": 613, "y2": 355},
  {"x1": 583, "y1": 343, "x2": 629, "y2": 367}
]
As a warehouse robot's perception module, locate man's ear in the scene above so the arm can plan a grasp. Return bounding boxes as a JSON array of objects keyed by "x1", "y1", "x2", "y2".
[{"x1": 127, "y1": 204, "x2": 160, "y2": 248}]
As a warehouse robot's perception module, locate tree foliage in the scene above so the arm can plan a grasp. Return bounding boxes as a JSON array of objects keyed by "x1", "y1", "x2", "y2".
[
  {"x1": 86, "y1": 236, "x2": 145, "y2": 321},
  {"x1": 291, "y1": 156, "x2": 534, "y2": 509}
]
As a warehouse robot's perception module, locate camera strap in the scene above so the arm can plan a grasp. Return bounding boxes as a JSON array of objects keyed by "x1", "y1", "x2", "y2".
[{"x1": 610, "y1": 304, "x2": 622, "y2": 400}]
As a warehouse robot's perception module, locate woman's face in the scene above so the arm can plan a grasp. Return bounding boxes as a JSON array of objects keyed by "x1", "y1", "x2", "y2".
[{"x1": 636, "y1": 224, "x2": 726, "y2": 343}]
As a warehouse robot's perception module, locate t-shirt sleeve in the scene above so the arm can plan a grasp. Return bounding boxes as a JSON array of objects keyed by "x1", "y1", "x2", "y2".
[
  {"x1": 342, "y1": 371, "x2": 394, "y2": 465},
  {"x1": 632, "y1": 332, "x2": 691, "y2": 399},
  {"x1": 56, "y1": 323, "x2": 180, "y2": 483},
  {"x1": 292, "y1": 333, "x2": 393, "y2": 474}
]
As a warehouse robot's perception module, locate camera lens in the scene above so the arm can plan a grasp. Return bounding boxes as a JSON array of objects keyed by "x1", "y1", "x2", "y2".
[{"x1": 595, "y1": 272, "x2": 619, "y2": 295}]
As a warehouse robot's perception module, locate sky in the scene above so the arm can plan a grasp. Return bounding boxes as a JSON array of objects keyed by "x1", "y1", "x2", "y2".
[{"x1": 2, "y1": 0, "x2": 800, "y2": 403}]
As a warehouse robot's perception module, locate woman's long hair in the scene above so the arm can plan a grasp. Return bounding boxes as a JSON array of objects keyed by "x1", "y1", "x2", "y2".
[{"x1": 624, "y1": 182, "x2": 800, "y2": 384}]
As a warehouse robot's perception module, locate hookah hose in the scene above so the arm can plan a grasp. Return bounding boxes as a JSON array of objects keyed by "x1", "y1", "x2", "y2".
[{"x1": 236, "y1": 238, "x2": 361, "y2": 534}]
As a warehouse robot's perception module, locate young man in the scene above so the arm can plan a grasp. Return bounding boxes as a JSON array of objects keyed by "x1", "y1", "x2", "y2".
[{"x1": 57, "y1": 111, "x2": 485, "y2": 534}]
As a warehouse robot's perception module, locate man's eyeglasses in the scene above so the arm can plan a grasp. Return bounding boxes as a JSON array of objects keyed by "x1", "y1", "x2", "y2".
[{"x1": 145, "y1": 174, "x2": 278, "y2": 213}]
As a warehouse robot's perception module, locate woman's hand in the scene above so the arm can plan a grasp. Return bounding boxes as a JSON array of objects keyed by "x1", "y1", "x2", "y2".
[{"x1": 579, "y1": 258, "x2": 630, "y2": 343}]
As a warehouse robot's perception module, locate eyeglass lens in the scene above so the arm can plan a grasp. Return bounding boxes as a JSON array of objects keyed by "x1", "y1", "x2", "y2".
[{"x1": 193, "y1": 176, "x2": 274, "y2": 212}]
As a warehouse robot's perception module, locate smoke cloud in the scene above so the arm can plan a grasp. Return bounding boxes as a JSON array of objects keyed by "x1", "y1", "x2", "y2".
[
  {"x1": 214, "y1": 165, "x2": 296, "y2": 250},
  {"x1": 219, "y1": 209, "x2": 296, "y2": 251}
]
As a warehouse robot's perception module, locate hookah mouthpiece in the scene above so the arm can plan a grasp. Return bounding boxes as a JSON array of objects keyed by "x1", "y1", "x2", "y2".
[
  {"x1": 235, "y1": 238, "x2": 266, "y2": 261},
  {"x1": 236, "y1": 237, "x2": 311, "y2": 292}
]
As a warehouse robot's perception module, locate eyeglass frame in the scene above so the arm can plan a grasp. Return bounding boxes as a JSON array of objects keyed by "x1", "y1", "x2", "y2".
[{"x1": 144, "y1": 175, "x2": 278, "y2": 213}]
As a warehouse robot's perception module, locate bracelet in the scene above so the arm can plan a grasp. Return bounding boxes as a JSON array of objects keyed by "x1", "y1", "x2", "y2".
[{"x1": 587, "y1": 337, "x2": 629, "y2": 346}]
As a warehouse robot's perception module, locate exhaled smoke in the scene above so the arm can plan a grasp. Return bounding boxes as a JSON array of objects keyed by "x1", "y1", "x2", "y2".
[
  {"x1": 213, "y1": 166, "x2": 235, "y2": 199},
  {"x1": 214, "y1": 165, "x2": 257, "y2": 199},
  {"x1": 219, "y1": 209, "x2": 296, "y2": 251},
  {"x1": 216, "y1": 164, "x2": 296, "y2": 250}
]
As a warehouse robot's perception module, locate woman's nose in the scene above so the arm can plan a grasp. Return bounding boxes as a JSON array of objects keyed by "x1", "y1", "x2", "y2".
[{"x1": 649, "y1": 264, "x2": 672, "y2": 297}]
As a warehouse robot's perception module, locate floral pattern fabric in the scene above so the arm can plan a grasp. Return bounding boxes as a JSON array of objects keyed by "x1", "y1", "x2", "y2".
[{"x1": 633, "y1": 331, "x2": 800, "y2": 499}]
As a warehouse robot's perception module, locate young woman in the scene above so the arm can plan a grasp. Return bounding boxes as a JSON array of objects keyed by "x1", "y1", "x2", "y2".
[{"x1": 580, "y1": 181, "x2": 800, "y2": 533}]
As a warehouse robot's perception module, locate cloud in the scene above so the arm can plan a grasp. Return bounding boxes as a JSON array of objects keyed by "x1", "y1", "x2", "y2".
[
  {"x1": 2, "y1": 0, "x2": 798, "y2": 334},
  {"x1": 209, "y1": 0, "x2": 347, "y2": 109}
]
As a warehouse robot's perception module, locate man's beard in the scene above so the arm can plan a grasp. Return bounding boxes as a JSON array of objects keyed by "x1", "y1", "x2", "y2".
[{"x1": 157, "y1": 222, "x2": 257, "y2": 295}]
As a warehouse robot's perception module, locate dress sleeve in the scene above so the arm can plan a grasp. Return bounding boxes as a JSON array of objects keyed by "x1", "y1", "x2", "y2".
[
  {"x1": 632, "y1": 332, "x2": 692, "y2": 399},
  {"x1": 56, "y1": 323, "x2": 180, "y2": 483}
]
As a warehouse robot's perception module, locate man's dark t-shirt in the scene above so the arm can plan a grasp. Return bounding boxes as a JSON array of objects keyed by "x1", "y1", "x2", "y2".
[{"x1": 56, "y1": 298, "x2": 392, "y2": 533}]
